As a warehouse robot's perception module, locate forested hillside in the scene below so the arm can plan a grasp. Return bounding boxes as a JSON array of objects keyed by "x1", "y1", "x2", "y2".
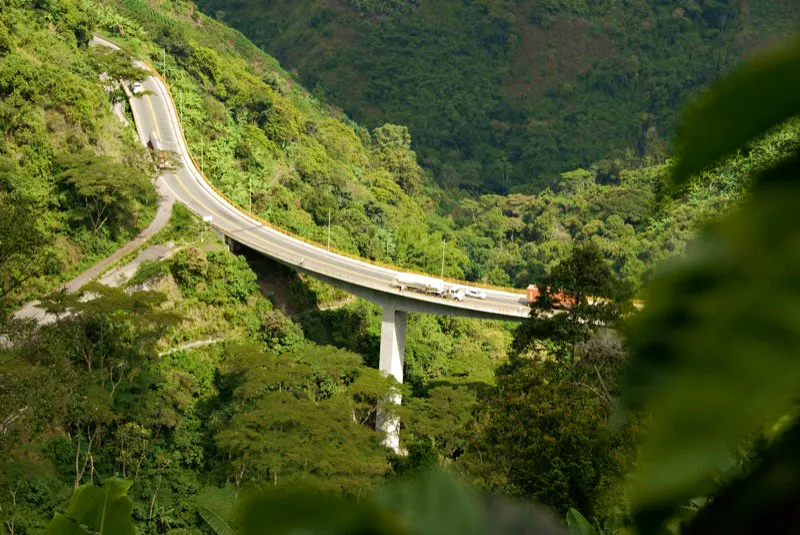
[
  {"x1": 2, "y1": 196, "x2": 525, "y2": 532},
  {"x1": 0, "y1": 0, "x2": 156, "y2": 320},
  {"x1": 2, "y1": 0, "x2": 800, "y2": 533},
  {"x1": 0, "y1": 2, "x2": 524, "y2": 531},
  {"x1": 196, "y1": 0, "x2": 799, "y2": 191},
  {"x1": 45, "y1": 0, "x2": 795, "y2": 295}
]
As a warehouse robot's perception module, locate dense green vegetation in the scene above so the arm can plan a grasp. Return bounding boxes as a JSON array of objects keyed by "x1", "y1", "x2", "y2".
[
  {"x1": 0, "y1": 0, "x2": 156, "y2": 320},
  {"x1": 618, "y1": 35, "x2": 800, "y2": 532},
  {"x1": 1, "y1": 198, "x2": 522, "y2": 534},
  {"x1": 104, "y1": 0, "x2": 478, "y2": 281},
  {"x1": 462, "y1": 244, "x2": 638, "y2": 518},
  {"x1": 197, "y1": 0, "x2": 799, "y2": 192},
  {"x1": 3, "y1": 0, "x2": 800, "y2": 533},
  {"x1": 2, "y1": 200, "x2": 627, "y2": 533},
  {"x1": 58, "y1": 0, "x2": 797, "y2": 296}
]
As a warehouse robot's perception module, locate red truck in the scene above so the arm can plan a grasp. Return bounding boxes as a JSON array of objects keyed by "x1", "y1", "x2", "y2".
[
  {"x1": 528, "y1": 284, "x2": 643, "y2": 310},
  {"x1": 526, "y1": 284, "x2": 574, "y2": 308}
]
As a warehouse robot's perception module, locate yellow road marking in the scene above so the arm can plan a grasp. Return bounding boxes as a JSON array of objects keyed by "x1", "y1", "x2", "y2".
[
  {"x1": 144, "y1": 93, "x2": 162, "y2": 138},
  {"x1": 169, "y1": 173, "x2": 519, "y2": 312},
  {"x1": 144, "y1": 88, "x2": 522, "y2": 314},
  {"x1": 102, "y1": 35, "x2": 524, "y2": 301}
]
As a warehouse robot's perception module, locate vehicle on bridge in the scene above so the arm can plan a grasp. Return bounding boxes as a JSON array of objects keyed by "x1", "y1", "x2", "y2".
[
  {"x1": 526, "y1": 284, "x2": 574, "y2": 308},
  {"x1": 447, "y1": 285, "x2": 466, "y2": 301},
  {"x1": 392, "y1": 273, "x2": 446, "y2": 296},
  {"x1": 464, "y1": 288, "x2": 487, "y2": 300},
  {"x1": 391, "y1": 274, "x2": 468, "y2": 301}
]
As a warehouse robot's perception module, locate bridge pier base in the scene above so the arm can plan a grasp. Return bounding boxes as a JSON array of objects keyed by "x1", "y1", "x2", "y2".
[
  {"x1": 222, "y1": 234, "x2": 241, "y2": 253},
  {"x1": 376, "y1": 306, "x2": 407, "y2": 454}
]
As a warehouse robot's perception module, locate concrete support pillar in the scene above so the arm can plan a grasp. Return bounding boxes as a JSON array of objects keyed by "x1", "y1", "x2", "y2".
[
  {"x1": 376, "y1": 306, "x2": 407, "y2": 453},
  {"x1": 220, "y1": 233, "x2": 238, "y2": 253}
]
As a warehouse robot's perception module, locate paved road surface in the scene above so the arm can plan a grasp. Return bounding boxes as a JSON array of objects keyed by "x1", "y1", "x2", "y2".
[
  {"x1": 102, "y1": 37, "x2": 530, "y2": 320},
  {"x1": 15, "y1": 179, "x2": 175, "y2": 324},
  {"x1": 15, "y1": 40, "x2": 177, "y2": 324}
]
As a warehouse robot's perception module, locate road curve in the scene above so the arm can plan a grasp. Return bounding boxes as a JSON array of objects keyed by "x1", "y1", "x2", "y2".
[{"x1": 108, "y1": 37, "x2": 530, "y2": 320}]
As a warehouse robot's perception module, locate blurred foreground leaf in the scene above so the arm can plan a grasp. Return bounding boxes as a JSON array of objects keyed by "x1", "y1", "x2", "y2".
[
  {"x1": 236, "y1": 470, "x2": 566, "y2": 535},
  {"x1": 373, "y1": 470, "x2": 483, "y2": 535},
  {"x1": 684, "y1": 418, "x2": 800, "y2": 534},
  {"x1": 566, "y1": 508, "x2": 596, "y2": 535},
  {"x1": 621, "y1": 155, "x2": 800, "y2": 531},
  {"x1": 43, "y1": 478, "x2": 136, "y2": 535},
  {"x1": 237, "y1": 488, "x2": 403, "y2": 535},
  {"x1": 671, "y1": 38, "x2": 800, "y2": 186}
]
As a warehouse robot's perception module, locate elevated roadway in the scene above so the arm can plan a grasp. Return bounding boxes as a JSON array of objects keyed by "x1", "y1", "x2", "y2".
[{"x1": 100, "y1": 37, "x2": 530, "y2": 451}]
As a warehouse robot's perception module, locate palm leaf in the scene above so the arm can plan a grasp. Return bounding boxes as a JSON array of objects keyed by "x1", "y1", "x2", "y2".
[
  {"x1": 42, "y1": 478, "x2": 135, "y2": 535},
  {"x1": 566, "y1": 508, "x2": 596, "y2": 535},
  {"x1": 195, "y1": 486, "x2": 236, "y2": 535},
  {"x1": 197, "y1": 504, "x2": 234, "y2": 535}
]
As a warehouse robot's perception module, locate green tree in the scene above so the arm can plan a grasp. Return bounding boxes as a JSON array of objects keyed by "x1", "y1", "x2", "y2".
[
  {"x1": 57, "y1": 152, "x2": 152, "y2": 235},
  {"x1": 213, "y1": 344, "x2": 389, "y2": 492},
  {"x1": 475, "y1": 357, "x2": 635, "y2": 517},
  {"x1": 513, "y1": 242, "x2": 632, "y2": 366},
  {"x1": 0, "y1": 200, "x2": 51, "y2": 322},
  {"x1": 372, "y1": 124, "x2": 423, "y2": 195},
  {"x1": 401, "y1": 385, "x2": 480, "y2": 463},
  {"x1": 89, "y1": 47, "x2": 147, "y2": 91},
  {"x1": 465, "y1": 243, "x2": 637, "y2": 518},
  {"x1": 260, "y1": 309, "x2": 307, "y2": 353}
]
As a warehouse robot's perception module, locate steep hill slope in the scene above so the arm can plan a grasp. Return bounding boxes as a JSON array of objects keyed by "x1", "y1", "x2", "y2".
[
  {"x1": 195, "y1": 0, "x2": 800, "y2": 192},
  {"x1": 0, "y1": 0, "x2": 157, "y2": 319},
  {"x1": 93, "y1": 0, "x2": 800, "y2": 293}
]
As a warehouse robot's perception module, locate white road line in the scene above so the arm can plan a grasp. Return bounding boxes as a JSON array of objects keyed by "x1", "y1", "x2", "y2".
[{"x1": 108, "y1": 38, "x2": 529, "y2": 320}]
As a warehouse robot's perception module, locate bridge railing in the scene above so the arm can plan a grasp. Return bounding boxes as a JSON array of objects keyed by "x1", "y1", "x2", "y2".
[
  {"x1": 199, "y1": 212, "x2": 529, "y2": 320},
  {"x1": 136, "y1": 52, "x2": 527, "y2": 297}
]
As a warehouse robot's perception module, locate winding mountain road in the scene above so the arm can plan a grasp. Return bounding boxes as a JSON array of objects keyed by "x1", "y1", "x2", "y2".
[{"x1": 101, "y1": 36, "x2": 530, "y2": 321}]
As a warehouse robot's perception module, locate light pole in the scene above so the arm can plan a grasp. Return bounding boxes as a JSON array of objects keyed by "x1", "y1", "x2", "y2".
[
  {"x1": 440, "y1": 238, "x2": 446, "y2": 279},
  {"x1": 327, "y1": 209, "x2": 331, "y2": 250},
  {"x1": 249, "y1": 175, "x2": 252, "y2": 213}
]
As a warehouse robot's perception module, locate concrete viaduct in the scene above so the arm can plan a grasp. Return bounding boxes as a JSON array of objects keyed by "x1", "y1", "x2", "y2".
[{"x1": 97, "y1": 37, "x2": 530, "y2": 451}]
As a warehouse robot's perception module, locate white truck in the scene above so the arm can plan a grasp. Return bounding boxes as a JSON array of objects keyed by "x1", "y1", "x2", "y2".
[
  {"x1": 392, "y1": 273, "x2": 446, "y2": 296},
  {"x1": 391, "y1": 274, "x2": 465, "y2": 301}
]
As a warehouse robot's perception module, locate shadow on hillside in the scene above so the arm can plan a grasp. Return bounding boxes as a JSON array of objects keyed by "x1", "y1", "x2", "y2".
[
  {"x1": 236, "y1": 246, "x2": 323, "y2": 316},
  {"x1": 299, "y1": 306, "x2": 381, "y2": 368},
  {"x1": 422, "y1": 378, "x2": 496, "y2": 399},
  {"x1": 232, "y1": 244, "x2": 382, "y2": 366}
]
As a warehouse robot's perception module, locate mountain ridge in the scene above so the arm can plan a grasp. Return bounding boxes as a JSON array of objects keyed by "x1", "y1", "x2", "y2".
[{"x1": 196, "y1": 0, "x2": 800, "y2": 192}]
